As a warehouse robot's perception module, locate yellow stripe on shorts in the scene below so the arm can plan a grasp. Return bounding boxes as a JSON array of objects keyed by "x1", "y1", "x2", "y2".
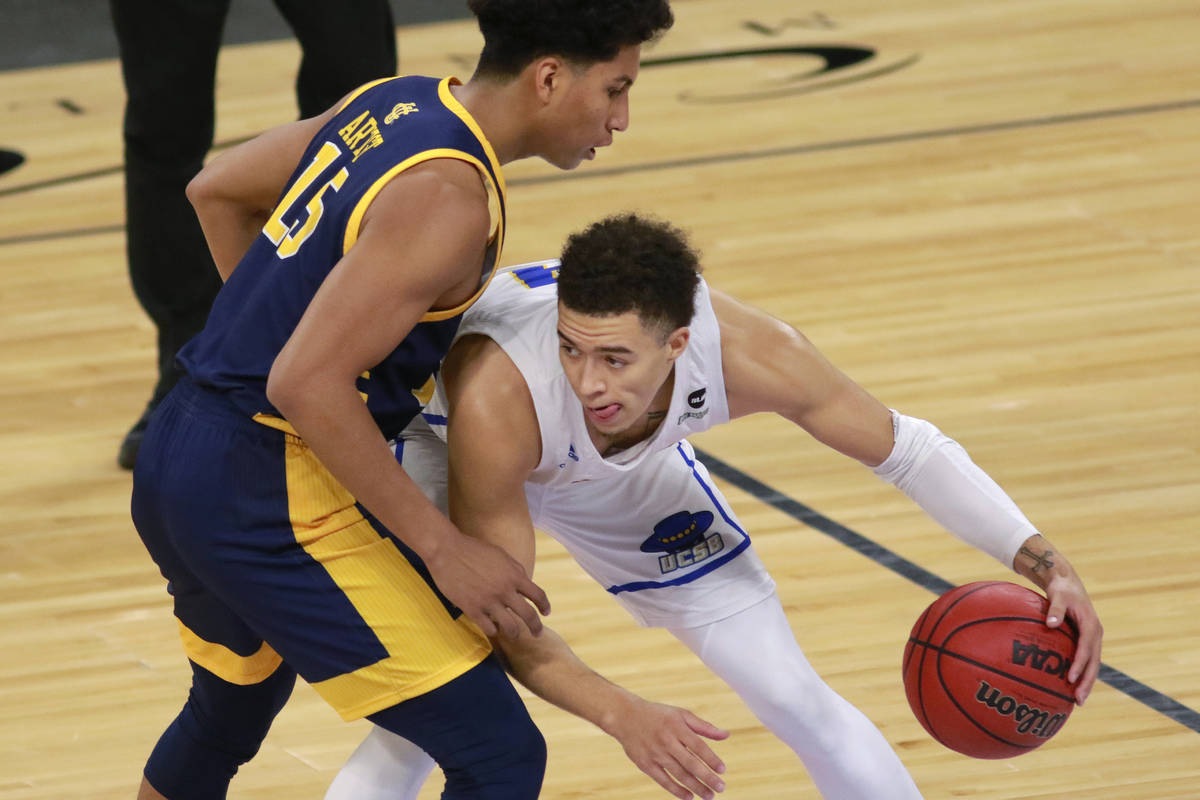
[
  {"x1": 177, "y1": 619, "x2": 284, "y2": 685},
  {"x1": 283, "y1": 434, "x2": 491, "y2": 721}
]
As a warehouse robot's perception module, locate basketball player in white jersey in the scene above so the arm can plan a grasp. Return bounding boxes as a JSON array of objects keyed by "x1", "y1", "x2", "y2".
[{"x1": 326, "y1": 213, "x2": 1103, "y2": 800}]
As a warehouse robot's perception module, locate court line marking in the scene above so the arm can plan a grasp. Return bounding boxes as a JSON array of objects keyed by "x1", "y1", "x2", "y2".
[
  {"x1": 1, "y1": 95, "x2": 1198, "y2": 246},
  {"x1": 692, "y1": 445, "x2": 1200, "y2": 736}
]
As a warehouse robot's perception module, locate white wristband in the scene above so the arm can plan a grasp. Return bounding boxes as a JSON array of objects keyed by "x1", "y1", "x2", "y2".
[{"x1": 871, "y1": 411, "x2": 1036, "y2": 568}]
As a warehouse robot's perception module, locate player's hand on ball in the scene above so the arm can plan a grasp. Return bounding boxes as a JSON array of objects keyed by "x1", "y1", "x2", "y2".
[
  {"x1": 607, "y1": 696, "x2": 728, "y2": 799},
  {"x1": 1043, "y1": 571, "x2": 1103, "y2": 705}
]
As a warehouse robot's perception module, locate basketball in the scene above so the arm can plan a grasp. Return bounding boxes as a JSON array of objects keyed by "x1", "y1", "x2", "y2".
[{"x1": 902, "y1": 581, "x2": 1079, "y2": 759}]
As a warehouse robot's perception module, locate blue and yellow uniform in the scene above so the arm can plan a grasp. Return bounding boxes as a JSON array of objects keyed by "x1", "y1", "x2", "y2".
[
  {"x1": 131, "y1": 76, "x2": 541, "y2": 799},
  {"x1": 181, "y1": 74, "x2": 506, "y2": 441}
]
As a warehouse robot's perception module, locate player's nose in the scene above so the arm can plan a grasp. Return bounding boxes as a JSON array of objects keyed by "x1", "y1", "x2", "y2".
[{"x1": 580, "y1": 360, "x2": 606, "y2": 395}]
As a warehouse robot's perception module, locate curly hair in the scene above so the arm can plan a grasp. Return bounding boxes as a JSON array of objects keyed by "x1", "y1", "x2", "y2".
[
  {"x1": 467, "y1": 0, "x2": 674, "y2": 78},
  {"x1": 557, "y1": 212, "x2": 701, "y2": 339}
]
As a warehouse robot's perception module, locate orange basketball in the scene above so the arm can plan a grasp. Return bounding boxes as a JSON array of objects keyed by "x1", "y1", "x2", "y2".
[{"x1": 902, "y1": 581, "x2": 1078, "y2": 759}]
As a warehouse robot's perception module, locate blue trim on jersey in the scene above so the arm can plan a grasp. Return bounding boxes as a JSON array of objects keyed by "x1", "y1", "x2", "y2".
[
  {"x1": 607, "y1": 443, "x2": 751, "y2": 595},
  {"x1": 422, "y1": 412, "x2": 448, "y2": 426}
]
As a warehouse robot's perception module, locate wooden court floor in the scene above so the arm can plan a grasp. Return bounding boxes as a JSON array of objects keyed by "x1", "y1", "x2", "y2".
[{"x1": 1, "y1": 1, "x2": 1197, "y2": 797}]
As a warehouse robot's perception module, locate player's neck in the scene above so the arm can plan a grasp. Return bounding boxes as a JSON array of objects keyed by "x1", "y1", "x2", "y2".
[
  {"x1": 589, "y1": 372, "x2": 675, "y2": 458},
  {"x1": 450, "y1": 78, "x2": 530, "y2": 165}
]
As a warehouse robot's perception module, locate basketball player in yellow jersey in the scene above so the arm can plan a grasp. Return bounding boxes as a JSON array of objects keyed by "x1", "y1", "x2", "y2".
[{"x1": 130, "y1": 3, "x2": 676, "y2": 799}]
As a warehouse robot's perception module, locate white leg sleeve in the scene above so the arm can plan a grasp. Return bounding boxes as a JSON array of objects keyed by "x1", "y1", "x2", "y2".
[
  {"x1": 871, "y1": 411, "x2": 1038, "y2": 567},
  {"x1": 324, "y1": 726, "x2": 436, "y2": 800},
  {"x1": 669, "y1": 594, "x2": 924, "y2": 800}
]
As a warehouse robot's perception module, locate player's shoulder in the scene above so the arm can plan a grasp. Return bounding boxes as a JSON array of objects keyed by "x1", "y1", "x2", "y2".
[
  {"x1": 366, "y1": 159, "x2": 491, "y2": 238},
  {"x1": 444, "y1": 334, "x2": 532, "y2": 412},
  {"x1": 442, "y1": 334, "x2": 542, "y2": 469}
]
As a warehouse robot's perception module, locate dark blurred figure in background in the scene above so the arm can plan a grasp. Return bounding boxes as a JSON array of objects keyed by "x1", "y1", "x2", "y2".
[{"x1": 111, "y1": 0, "x2": 397, "y2": 468}]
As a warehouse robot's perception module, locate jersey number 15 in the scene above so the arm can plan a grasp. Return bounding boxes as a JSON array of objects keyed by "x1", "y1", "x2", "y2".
[{"x1": 262, "y1": 141, "x2": 348, "y2": 259}]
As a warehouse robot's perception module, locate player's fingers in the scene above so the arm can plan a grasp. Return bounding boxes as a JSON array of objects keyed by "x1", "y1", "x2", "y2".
[
  {"x1": 664, "y1": 755, "x2": 721, "y2": 800},
  {"x1": 470, "y1": 608, "x2": 499, "y2": 638},
  {"x1": 1066, "y1": 609, "x2": 1099, "y2": 679},
  {"x1": 499, "y1": 604, "x2": 537, "y2": 642},
  {"x1": 685, "y1": 739, "x2": 726, "y2": 779},
  {"x1": 1075, "y1": 657, "x2": 1101, "y2": 705},
  {"x1": 643, "y1": 762, "x2": 692, "y2": 800},
  {"x1": 676, "y1": 729, "x2": 726, "y2": 778},
  {"x1": 507, "y1": 593, "x2": 545, "y2": 637},
  {"x1": 518, "y1": 577, "x2": 552, "y2": 616},
  {"x1": 1070, "y1": 616, "x2": 1103, "y2": 703},
  {"x1": 1045, "y1": 596, "x2": 1067, "y2": 628},
  {"x1": 684, "y1": 710, "x2": 731, "y2": 743}
]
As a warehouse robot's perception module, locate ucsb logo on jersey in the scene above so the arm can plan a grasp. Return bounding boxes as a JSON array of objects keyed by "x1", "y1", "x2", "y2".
[{"x1": 640, "y1": 510, "x2": 725, "y2": 574}]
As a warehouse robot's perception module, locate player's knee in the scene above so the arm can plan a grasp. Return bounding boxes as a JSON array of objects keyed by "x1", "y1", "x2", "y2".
[
  {"x1": 144, "y1": 663, "x2": 296, "y2": 799},
  {"x1": 748, "y1": 672, "x2": 851, "y2": 751},
  {"x1": 502, "y1": 711, "x2": 548, "y2": 790},
  {"x1": 442, "y1": 713, "x2": 546, "y2": 800}
]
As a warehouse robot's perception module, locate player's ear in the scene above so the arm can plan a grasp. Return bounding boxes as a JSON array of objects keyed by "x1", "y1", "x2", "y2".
[
  {"x1": 531, "y1": 56, "x2": 567, "y2": 104},
  {"x1": 666, "y1": 327, "x2": 690, "y2": 361}
]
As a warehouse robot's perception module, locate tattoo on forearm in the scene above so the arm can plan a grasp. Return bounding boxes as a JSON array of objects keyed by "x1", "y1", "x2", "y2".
[{"x1": 1019, "y1": 546, "x2": 1055, "y2": 573}]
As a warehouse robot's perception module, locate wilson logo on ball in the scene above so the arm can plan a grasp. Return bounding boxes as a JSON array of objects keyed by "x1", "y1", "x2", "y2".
[{"x1": 973, "y1": 680, "x2": 1070, "y2": 738}]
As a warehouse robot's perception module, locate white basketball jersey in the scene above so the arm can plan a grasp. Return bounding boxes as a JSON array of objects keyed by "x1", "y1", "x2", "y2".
[
  {"x1": 425, "y1": 260, "x2": 730, "y2": 484},
  {"x1": 415, "y1": 261, "x2": 773, "y2": 627}
]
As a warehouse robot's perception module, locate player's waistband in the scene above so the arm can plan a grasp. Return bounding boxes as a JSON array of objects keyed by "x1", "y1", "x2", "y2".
[{"x1": 168, "y1": 376, "x2": 291, "y2": 443}]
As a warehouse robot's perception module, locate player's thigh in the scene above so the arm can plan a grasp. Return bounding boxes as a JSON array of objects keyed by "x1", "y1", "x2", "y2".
[{"x1": 135, "y1": 381, "x2": 491, "y2": 720}]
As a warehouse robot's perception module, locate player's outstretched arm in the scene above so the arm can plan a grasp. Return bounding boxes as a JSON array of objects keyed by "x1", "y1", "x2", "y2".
[
  {"x1": 442, "y1": 336, "x2": 727, "y2": 799},
  {"x1": 713, "y1": 289, "x2": 1104, "y2": 703}
]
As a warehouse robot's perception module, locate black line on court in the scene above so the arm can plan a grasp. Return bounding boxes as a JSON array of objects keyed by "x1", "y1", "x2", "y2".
[
  {"x1": 691, "y1": 445, "x2": 1200, "y2": 735},
  {"x1": 0, "y1": 223, "x2": 124, "y2": 247},
  {"x1": 2, "y1": 94, "x2": 1197, "y2": 238},
  {"x1": 509, "y1": 96, "x2": 1200, "y2": 187}
]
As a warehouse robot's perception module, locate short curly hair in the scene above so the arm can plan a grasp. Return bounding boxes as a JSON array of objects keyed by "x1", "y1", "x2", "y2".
[
  {"x1": 468, "y1": 0, "x2": 674, "y2": 78},
  {"x1": 557, "y1": 212, "x2": 701, "y2": 339}
]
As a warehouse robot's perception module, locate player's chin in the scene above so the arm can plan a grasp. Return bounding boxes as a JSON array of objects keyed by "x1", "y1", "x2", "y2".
[{"x1": 555, "y1": 149, "x2": 597, "y2": 170}]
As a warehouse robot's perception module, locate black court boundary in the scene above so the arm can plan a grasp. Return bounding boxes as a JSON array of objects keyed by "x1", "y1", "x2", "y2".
[
  {"x1": 692, "y1": 446, "x2": 1200, "y2": 736},
  {"x1": 1, "y1": 94, "x2": 1198, "y2": 241}
]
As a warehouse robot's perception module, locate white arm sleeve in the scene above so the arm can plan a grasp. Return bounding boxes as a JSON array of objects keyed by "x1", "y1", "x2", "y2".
[{"x1": 871, "y1": 411, "x2": 1037, "y2": 568}]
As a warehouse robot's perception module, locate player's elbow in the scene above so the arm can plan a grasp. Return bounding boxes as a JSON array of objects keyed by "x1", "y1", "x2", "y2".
[
  {"x1": 184, "y1": 165, "x2": 220, "y2": 216},
  {"x1": 265, "y1": 357, "x2": 308, "y2": 420}
]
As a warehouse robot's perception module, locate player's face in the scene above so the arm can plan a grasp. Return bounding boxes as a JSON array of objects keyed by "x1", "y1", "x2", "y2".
[
  {"x1": 543, "y1": 45, "x2": 641, "y2": 169},
  {"x1": 556, "y1": 303, "x2": 688, "y2": 437}
]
